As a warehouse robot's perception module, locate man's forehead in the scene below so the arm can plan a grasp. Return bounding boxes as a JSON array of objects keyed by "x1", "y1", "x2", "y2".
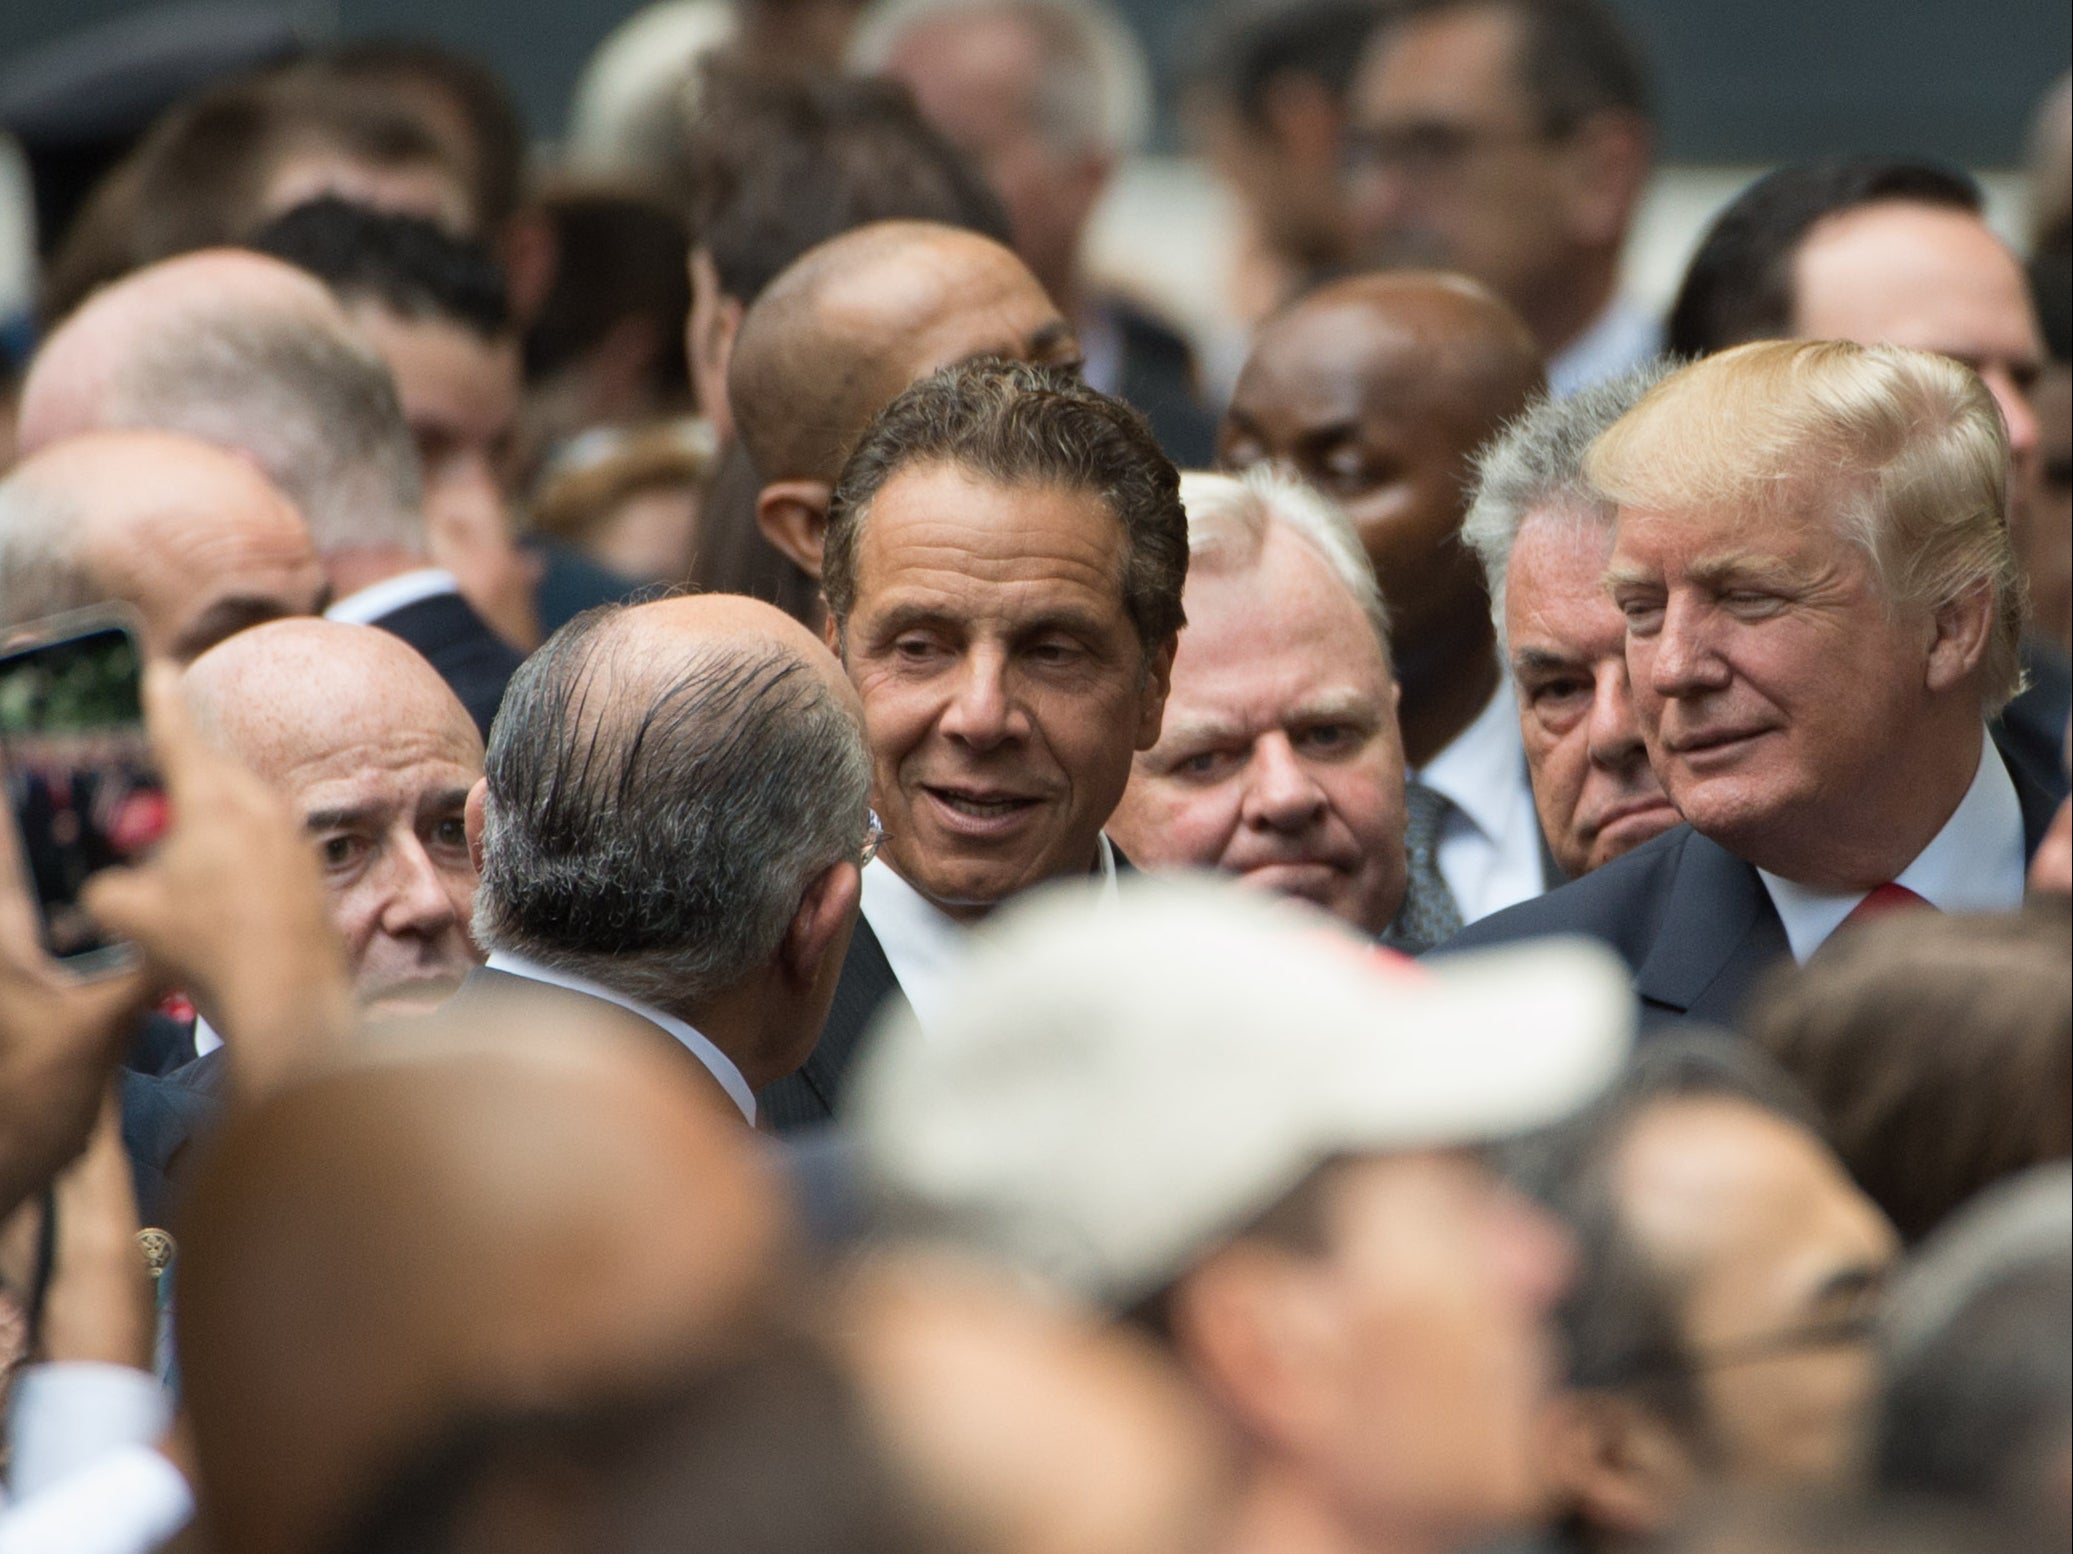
[
  {"x1": 287, "y1": 737, "x2": 481, "y2": 815},
  {"x1": 1364, "y1": 1, "x2": 1527, "y2": 117}
]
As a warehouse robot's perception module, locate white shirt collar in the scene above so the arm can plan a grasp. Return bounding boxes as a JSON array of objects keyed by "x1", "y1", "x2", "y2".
[
  {"x1": 1759, "y1": 729, "x2": 2026, "y2": 963},
  {"x1": 1547, "y1": 295, "x2": 1664, "y2": 399},
  {"x1": 1414, "y1": 679, "x2": 1528, "y2": 847},
  {"x1": 324, "y1": 567, "x2": 459, "y2": 625},
  {"x1": 861, "y1": 835, "x2": 1118, "y2": 1034},
  {"x1": 482, "y1": 949, "x2": 756, "y2": 1123}
]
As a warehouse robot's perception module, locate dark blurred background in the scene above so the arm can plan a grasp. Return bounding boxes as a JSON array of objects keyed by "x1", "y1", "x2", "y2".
[{"x1": 5, "y1": 0, "x2": 2067, "y2": 163}]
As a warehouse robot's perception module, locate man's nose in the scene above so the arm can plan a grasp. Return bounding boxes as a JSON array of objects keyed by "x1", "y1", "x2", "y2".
[
  {"x1": 379, "y1": 835, "x2": 462, "y2": 939},
  {"x1": 1647, "y1": 594, "x2": 1731, "y2": 699},
  {"x1": 1241, "y1": 735, "x2": 1328, "y2": 831},
  {"x1": 1585, "y1": 657, "x2": 1648, "y2": 770},
  {"x1": 938, "y1": 650, "x2": 1022, "y2": 750}
]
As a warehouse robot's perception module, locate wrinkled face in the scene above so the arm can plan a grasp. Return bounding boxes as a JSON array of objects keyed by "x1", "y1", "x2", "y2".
[
  {"x1": 99, "y1": 507, "x2": 328, "y2": 665},
  {"x1": 282, "y1": 721, "x2": 484, "y2": 1018},
  {"x1": 1281, "y1": 1152, "x2": 1574, "y2": 1541},
  {"x1": 879, "y1": 10, "x2": 1109, "y2": 300},
  {"x1": 840, "y1": 462, "x2": 1170, "y2": 919},
  {"x1": 1618, "y1": 1099, "x2": 1898, "y2": 1484},
  {"x1": 1505, "y1": 512, "x2": 1677, "y2": 877},
  {"x1": 1110, "y1": 528, "x2": 1407, "y2": 935},
  {"x1": 355, "y1": 308, "x2": 523, "y2": 557},
  {"x1": 2021, "y1": 364, "x2": 2072, "y2": 656},
  {"x1": 1793, "y1": 203, "x2": 2044, "y2": 470},
  {"x1": 1344, "y1": 7, "x2": 1576, "y2": 315},
  {"x1": 1221, "y1": 306, "x2": 1491, "y2": 651},
  {"x1": 1608, "y1": 490, "x2": 1933, "y2": 875}
]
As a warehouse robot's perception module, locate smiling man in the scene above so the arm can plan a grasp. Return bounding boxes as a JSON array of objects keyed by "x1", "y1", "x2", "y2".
[
  {"x1": 1109, "y1": 468, "x2": 1408, "y2": 936},
  {"x1": 1445, "y1": 341, "x2": 2060, "y2": 1022},
  {"x1": 759, "y1": 358, "x2": 1187, "y2": 1129}
]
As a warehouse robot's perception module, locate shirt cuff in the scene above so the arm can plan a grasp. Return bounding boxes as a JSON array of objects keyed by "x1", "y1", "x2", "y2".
[
  {"x1": 6, "y1": 1363, "x2": 172, "y2": 1500},
  {"x1": 0, "y1": 1445, "x2": 192, "y2": 1554}
]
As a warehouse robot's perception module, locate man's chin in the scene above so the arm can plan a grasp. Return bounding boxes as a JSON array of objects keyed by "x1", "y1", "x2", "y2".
[{"x1": 360, "y1": 977, "x2": 468, "y2": 1023}]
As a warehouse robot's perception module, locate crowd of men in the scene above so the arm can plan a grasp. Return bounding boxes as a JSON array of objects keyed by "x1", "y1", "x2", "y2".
[{"x1": 0, "y1": 1, "x2": 2067, "y2": 1552}]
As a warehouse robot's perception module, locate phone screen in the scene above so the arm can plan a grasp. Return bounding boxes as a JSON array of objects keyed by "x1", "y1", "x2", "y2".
[{"x1": 0, "y1": 621, "x2": 165, "y2": 966}]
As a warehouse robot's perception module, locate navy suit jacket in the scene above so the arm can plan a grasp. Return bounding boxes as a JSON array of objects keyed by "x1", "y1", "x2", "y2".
[
  {"x1": 758, "y1": 915, "x2": 908, "y2": 1135},
  {"x1": 372, "y1": 590, "x2": 523, "y2": 742},
  {"x1": 1438, "y1": 738, "x2": 2060, "y2": 1028}
]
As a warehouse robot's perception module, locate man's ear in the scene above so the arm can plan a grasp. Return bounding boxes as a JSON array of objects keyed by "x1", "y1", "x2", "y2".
[
  {"x1": 686, "y1": 248, "x2": 743, "y2": 444},
  {"x1": 464, "y1": 777, "x2": 490, "y2": 875},
  {"x1": 1167, "y1": 1243, "x2": 1336, "y2": 1455},
  {"x1": 1925, "y1": 580, "x2": 1996, "y2": 694},
  {"x1": 777, "y1": 857, "x2": 863, "y2": 992},
  {"x1": 1135, "y1": 635, "x2": 1178, "y2": 751},
  {"x1": 757, "y1": 482, "x2": 835, "y2": 579},
  {"x1": 1556, "y1": 110, "x2": 1653, "y2": 249},
  {"x1": 1540, "y1": 1390, "x2": 1700, "y2": 1541}
]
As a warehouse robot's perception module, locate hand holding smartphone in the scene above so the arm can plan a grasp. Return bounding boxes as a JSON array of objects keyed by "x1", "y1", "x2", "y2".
[{"x1": 0, "y1": 611, "x2": 166, "y2": 974}]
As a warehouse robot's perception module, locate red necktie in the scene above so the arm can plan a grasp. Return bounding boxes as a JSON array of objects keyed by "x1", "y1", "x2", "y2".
[{"x1": 1841, "y1": 882, "x2": 1935, "y2": 929}]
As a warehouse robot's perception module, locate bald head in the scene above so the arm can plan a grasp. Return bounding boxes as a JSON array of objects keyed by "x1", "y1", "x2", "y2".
[
  {"x1": 187, "y1": 618, "x2": 483, "y2": 1018},
  {"x1": 177, "y1": 1012, "x2": 792, "y2": 1554},
  {"x1": 476, "y1": 593, "x2": 870, "y2": 1077},
  {"x1": 842, "y1": 1255, "x2": 1235, "y2": 1554},
  {"x1": 1221, "y1": 272, "x2": 1545, "y2": 659},
  {"x1": 18, "y1": 249, "x2": 424, "y2": 559},
  {"x1": 729, "y1": 220, "x2": 1078, "y2": 490},
  {"x1": 0, "y1": 430, "x2": 324, "y2": 662}
]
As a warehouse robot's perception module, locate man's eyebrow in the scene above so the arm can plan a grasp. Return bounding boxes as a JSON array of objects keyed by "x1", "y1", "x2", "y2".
[
  {"x1": 1028, "y1": 320, "x2": 1080, "y2": 359},
  {"x1": 1603, "y1": 560, "x2": 1656, "y2": 594},
  {"x1": 418, "y1": 787, "x2": 474, "y2": 815},
  {"x1": 172, "y1": 596, "x2": 300, "y2": 659},
  {"x1": 1284, "y1": 687, "x2": 1384, "y2": 723},
  {"x1": 1513, "y1": 647, "x2": 1589, "y2": 676},
  {"x1": 1684, "y1": 552, "x2": 1800, "y2": 590},
  {"x1": 1810, "y1": 1260, "x2": 1887, "y2": 1309},
  {"x1": 303, "y1": 804, "x2": 382, "y2": 832}
]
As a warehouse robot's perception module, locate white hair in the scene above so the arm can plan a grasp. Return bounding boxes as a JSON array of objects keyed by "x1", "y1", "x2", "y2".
[
  {"x1": 1461, "y1": 358, "x2": 1676, "y2": 642},
  {"x1": 1179, "y1": 466, "x2": 1390, "y2": 661},
  {"x1": 849, "y1": 0, "x2": 1152, "y2": 155},
  {"x1": 565, "y1": 0, "x2": 738, "y2": 176}
]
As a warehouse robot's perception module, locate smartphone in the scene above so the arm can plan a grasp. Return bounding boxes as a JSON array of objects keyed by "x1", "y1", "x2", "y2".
[{"x1": 0, "y1": 611, "x2": 166, "y2": 973}]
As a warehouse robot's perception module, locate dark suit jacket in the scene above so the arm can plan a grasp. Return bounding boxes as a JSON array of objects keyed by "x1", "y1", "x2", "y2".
[
  {"x1": 758, "y1": 915, "x2": 909, "y2": 1135},
  {"x1": 121, "y1": 1047, "x2": 226, "y2": 1227},
  {"x1": 1101, "y1": 298, "x2": 1218, "y2": 470},
  {"x1": 1995, "y1": 638, "x2": 2072, "y2": 806},
  {"x1": 372, "y1": 589, "x2": 524, "y2": 742},
  {"x1": 1438, "y1": 739, "x2": 2061, "y2": 1028}
]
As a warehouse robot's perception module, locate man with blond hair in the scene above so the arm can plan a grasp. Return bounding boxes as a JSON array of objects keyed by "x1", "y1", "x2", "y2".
[{"x1": 1446, "y1": 341, "x2": 2061, "y2": 1023}]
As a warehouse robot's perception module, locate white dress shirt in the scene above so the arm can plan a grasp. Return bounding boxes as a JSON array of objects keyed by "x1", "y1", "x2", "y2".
[
  {"x1": 0, "y1": 1362, "x2": 191, "y2": 1554},
  {"x1": 482, "y1": 950, "x2": 757, "y2": 1123},
  {"x1": 1413, "y1": 682, "x2": 1548, "y2": 925},
  {"x1": 1547, "y1": 295, "x2": 1664, "y2": 399},
  {"x1": 323, "y1": 566, "x2": 460, "y2": 625},
  {"x1": 1759, "y1": 730, "x2": 2027, "y2": 963},
  {"x1": 861, "y1": 836, "x2": 1119, "y2": 1035}
]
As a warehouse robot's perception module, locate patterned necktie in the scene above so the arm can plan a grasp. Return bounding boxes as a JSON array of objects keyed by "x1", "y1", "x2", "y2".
[{"x1": 1384, "y1": 779, "x2": 1465, "y2": 954}]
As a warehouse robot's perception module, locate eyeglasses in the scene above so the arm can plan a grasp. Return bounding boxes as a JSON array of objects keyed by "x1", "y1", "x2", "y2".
[
  {"x1": 859, "y1": 809, "x2": 888, "y2": 869},
  {"x1": 1341, "y1": 120, "x2": 1550, "y2": 183}
]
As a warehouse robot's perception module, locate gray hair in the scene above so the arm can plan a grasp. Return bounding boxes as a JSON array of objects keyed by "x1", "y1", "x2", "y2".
[
  {"x1": 473, "y1": 607, "x2": 872, "y2": 1016},
  {"x1": 1460, "y1": 357, "x2": 1677, "y2": 640},
  {"x1": 0, "y1": 472, "x2": 108, "y2": 634},
  {"x1": 1178, "y1": 467, "x2": 1391, "y2": 663},
  {"x1": 106, "y1": 306, "x2": 424, "y2": 556},
  {"x1": 849, "y1": 0, "x2": 1151, "y2": 155},
  {"x1": 1874, "y1": 1163, "x2": 2072, "y2": 1513}
]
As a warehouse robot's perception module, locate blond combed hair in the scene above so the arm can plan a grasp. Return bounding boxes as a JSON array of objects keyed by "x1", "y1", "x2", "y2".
[{"x1": 1586, "y1": 339, "x2": 2026, "y2": 713}]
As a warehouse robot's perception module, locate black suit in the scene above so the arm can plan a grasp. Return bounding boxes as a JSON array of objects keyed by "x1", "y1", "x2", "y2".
[
  {"x1": 758, "y1": 916, "x2": 909, "y2": 1134},
  {"x1": 1438, "y1": 738, "x2": 2060, "y2": 1028},
  {"x1": 1996, "y1": 638, "x2": 2072, "y2": 806},
  {"x1": 370, "y1": 590, "x2": 523, "y2": 742},
  {"x1": 1091, "y1": 297, "x2": 1219, "y2": 470}
]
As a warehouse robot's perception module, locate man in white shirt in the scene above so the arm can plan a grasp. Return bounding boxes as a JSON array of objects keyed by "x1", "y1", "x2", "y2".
[
  {"x1": 1448, "y1": 341, "x2": 2051, "y2": 1022},
  {"x1": 16, "y1": 249, "x2": 520, "y2": 738},
  {"x1": 461, "y1": 594, "x2": 872, "y2": 1125},
  {"x1": 760, "y1": 358, "x2": 1188, "y2": 1129},
  {"x1": 1220, "y1": 272, "x2": 1553, "y2": 946},
  {"x1": 1342, "y1": 0, "x2": 1659, "y2": 397}
]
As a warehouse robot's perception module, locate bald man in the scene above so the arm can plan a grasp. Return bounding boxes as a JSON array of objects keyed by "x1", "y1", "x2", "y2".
[
  {"x1": 726, "y1": 220, "x2": 1082, "y2": 619},
  {"x1": 1221, "y1": 272, "x2": 1551, "y2": 946},
  {"x1": 16, "y1": 249, "x2": 521, "y2": 737},
  {"x1": 0, "y1": 431, "x2": 324, "y2": 663},
  {"x1": 460, "y1": 594, "x2": 871, "y2": 1123},
  {"x1": 186, "y1": 619, "x2": 485, "y2": 1024},
  {"x1": 842, "y1": 1255, "x2": 1236, "y2": 1554},
  {"x1": 176, "y1": 1011, "x2": 791, "y2": 1554}
]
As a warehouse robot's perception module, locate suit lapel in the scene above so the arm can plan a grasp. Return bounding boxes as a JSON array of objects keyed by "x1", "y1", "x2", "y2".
[
  {"x1": 1633, "y1": 830, "x2": 1789, "y2": 1020},
  {"x1": 793, "y1": 915, "x2": 908, "y2": 1118}
]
